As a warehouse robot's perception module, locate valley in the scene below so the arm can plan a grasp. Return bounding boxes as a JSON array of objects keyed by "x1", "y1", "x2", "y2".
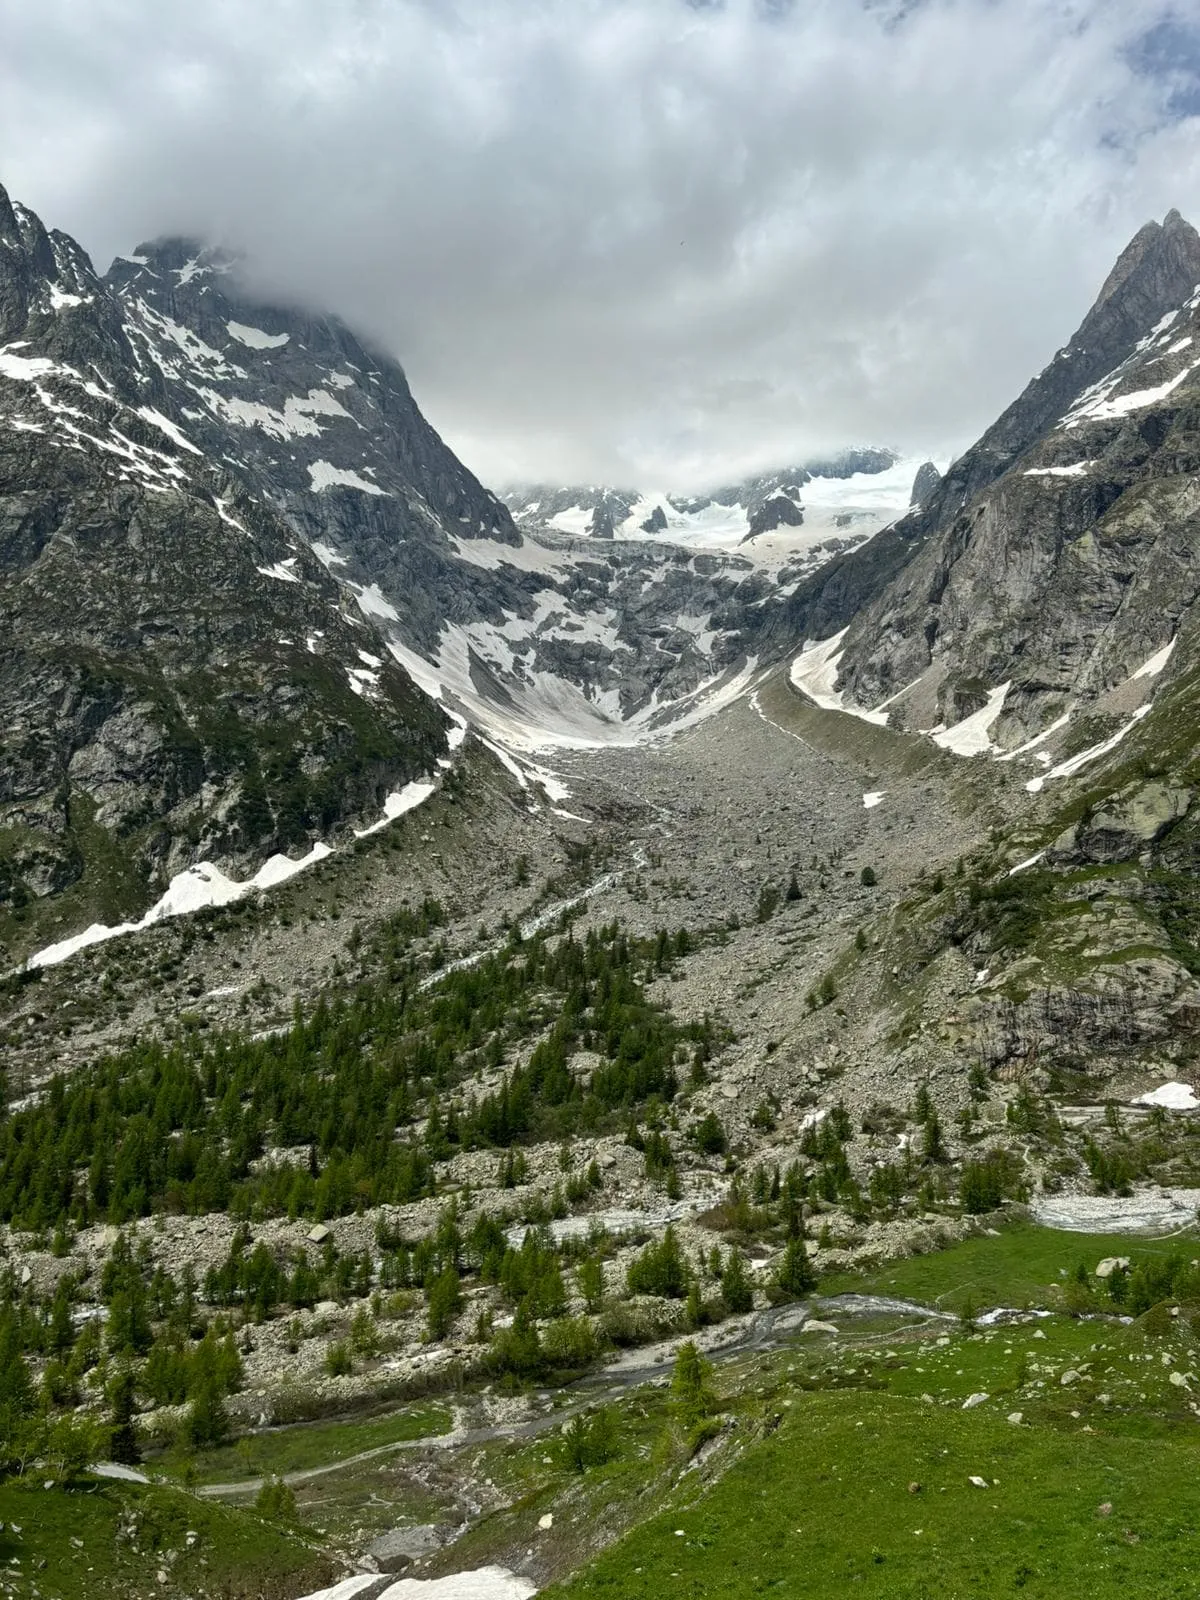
[{"x1": 4, "y1": 176, "x2": 1200, "y2": 1598}]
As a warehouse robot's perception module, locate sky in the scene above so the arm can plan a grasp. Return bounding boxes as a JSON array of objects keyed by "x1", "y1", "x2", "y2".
[{"x1": 2, "y1": 0, "x2": 1200, "y2": 489}]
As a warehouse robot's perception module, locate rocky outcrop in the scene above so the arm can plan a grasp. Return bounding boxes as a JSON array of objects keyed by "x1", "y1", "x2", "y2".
[
  {"x1": 808, "y1": 210, "x2": 1200, "y2": 746},
  {"x1": 1049, "y1": 782, "x2": 1194, "y2": 865},
  {"x1": 747, "y1": 493, "x2": 804, "y2": 537},
  {"x1": 910, "y1": 461, "x2": 940, "y2": 507}
]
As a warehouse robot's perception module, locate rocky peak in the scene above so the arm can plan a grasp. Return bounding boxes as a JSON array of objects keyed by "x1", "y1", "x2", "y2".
[
  {"x1": 812, "y1": 209, "x2": 1200, "y2": 755},
  {"x1": 909, "y1": 460, "x2": 941, "y2": 507}
]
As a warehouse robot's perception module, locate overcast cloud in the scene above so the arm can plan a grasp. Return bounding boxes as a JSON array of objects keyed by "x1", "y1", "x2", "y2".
[{"x1": 2, "y1": 0, "x2": 1199, "y2": 487}]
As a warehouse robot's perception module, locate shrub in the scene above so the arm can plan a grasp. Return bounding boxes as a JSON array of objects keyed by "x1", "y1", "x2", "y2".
[
  {"x1": 324, "y1": 1340, "x2": 353, "y2": 1378},
  {"x1": 693, "y1": 1112, "x2": 728, "y2": 1156},
  {"x1": 256, "y1": 1478, "x2": 297, "y2": 1521}
]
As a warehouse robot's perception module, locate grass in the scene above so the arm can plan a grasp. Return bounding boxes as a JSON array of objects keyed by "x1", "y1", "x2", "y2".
[
  {"x1": 818, "y1": 1221, "x2": 1191, "y2": 1314},
  {"x1": 154, "y1": 1400, "x2": 453, "y2": 1485},
  {"x1": 543, "y1": 1384, "x2": 1200, "y2": 1599},
  {"x1": 530, "y1": 1224, "x2": 1200, "y2": 1596},
  {"x1": 0, "y1": 1476, "x2": 329, "y2": 1600}
]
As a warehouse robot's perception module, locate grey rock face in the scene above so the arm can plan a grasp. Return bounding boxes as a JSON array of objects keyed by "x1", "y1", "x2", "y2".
[
  {"x1": 746, "y1": 493, "x2": 804, "y2": 538},
  {"x1": 910, "y1": 461, "x2": 941, "y2": 507},
  {"x1": 809, "y1": 210, "x2": 1200, "y2": 746}
]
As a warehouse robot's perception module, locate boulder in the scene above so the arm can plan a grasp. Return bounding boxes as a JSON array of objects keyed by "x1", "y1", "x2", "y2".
[{"x1": 368, "y1": 1525, "x2": 445, "y2": 1572}]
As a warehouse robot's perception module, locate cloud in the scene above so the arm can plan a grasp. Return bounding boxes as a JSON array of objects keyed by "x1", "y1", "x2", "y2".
[{"x1": 2, "y1": 0, "x2": 1198, "y2": 487}]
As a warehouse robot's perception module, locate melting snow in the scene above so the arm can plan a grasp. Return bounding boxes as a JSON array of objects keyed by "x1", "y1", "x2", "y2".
[
  {"x1": 0, "y1": 348, "x2": 57, "y2": 381},
  {"x1": 29, "y1": 845, "x2": 334, "y2": 969},
  {"x1": 931, "y1": 683, "x2": 1011, "y2": 757},
  {"x1": 789, "y1": 630, "x2": 890, "y2": 726},
  {"x1": 226, "y1": 320, "x2": 290, "y2": 350},
  {"x1": 353, "y1": 781, "x2": 437, "y2": 837},
  {"x1": 47, "y1": 284, "x2": 87, "y2": 309},
  {"x1": 1134, "y1": 1082, "x2": 1199, "y2": 1110},
  {"x1": 354, "y1": 582, "x2": 399, "y2": 620},
  {"x1": 295, "y1": 1569, "x2": 536, "y2": 1600},
  {"x1": 996, "y1": 709, "x2": 1074, "y2": 764},
  {"x1": 1007, "y1": 850, "x2": 1046, "y2": 877},
  {"x1": 1130, "y1": 638, "x2": 1176, "y2": 681},
  {"x1": 1025, "y1": 705, "x2": 1152, "y2": 792},
  {"x1": 308, "y1": 459, "x2": 386, "y2": 494},
  {"x1": 1066, "y1": 361, "x2": 1198, "y2": 426},
  {"x1": 136, "y1": 406, "x2": 203, "y2": 455},
  {"x1": 256, "y1": 559, "x2": 301, "y2": 584},
  {"x1": 312, "y1": 541, "x2": 347, "y2": 567},
  {"x1": 203, "y1": 389, "x2": 357, "y2": 443}
]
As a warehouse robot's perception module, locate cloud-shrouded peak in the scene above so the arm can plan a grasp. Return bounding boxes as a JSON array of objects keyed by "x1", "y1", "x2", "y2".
[{"x1": 2, "y1": 0, "x2": 1199, "y2": 487}]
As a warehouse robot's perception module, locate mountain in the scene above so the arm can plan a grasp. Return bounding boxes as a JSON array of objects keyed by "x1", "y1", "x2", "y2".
[
  {"x1": 94, "y1": 240, "x2": 912, "y2": 747},
  {"x1": 504, "y1": 450, "x2": 901, "y2": 544},
  {"x1": 11, "y1": 180, "x2": 1200, "y2": 1600},
  {"x1": 0, "y1": 185, "x2": 454, "y2": 959},
  {"x1": 800, "y1": 209, "x2": 1200, "y2": 752}
]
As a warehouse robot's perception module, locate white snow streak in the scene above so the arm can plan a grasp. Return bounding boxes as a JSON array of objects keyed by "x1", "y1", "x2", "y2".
[
  {"x1": 226, "y1": 320, "x2": 290, "y2": 350},
  {"x1": 308, "y1": 459, "x2": 386, "y2": 494}
]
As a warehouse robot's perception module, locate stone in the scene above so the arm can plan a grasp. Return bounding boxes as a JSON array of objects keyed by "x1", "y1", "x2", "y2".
[
  {"x1": 1094, "y1": 1257, "x2": 1131, "y2": 1280},
  {"x1": 368, "y1": 1525, "x2": 445, "y2": 1573},
  {"x1": 307, "y1": 1224, "x2": 331, "y2": 1245},
  {"x1": 962, "y1": 1392, "x2": 989, "y2": 1409},
  {"x1": 538, "y1": 1513, "x2": 553, "y2": 1530}
]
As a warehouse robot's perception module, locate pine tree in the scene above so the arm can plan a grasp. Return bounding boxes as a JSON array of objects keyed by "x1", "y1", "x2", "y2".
[
  {"x1": 776, "y1": 1236, "x2": 816, "y2": 1298},
  {"x1": 720, "y1": 1248, "x2": 753, "y2": 1314},
  {"x1": 108, "y1": 1368, "x2": 141, "y2": 1465},
  {"x1": 670, "y1": 1341, "x2": 717, "y2": 1428}
]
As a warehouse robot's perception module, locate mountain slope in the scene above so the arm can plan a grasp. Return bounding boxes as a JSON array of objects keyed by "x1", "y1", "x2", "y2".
[
  {"x1": 102, "y1": 243, "x2": 911, "y2": 746},
  {"x1": 0, "y1": 185, "x2": 451, "y2": 961},
  {"x1": 789, "y1": 209, "x2": 1200, "y2": 754}
]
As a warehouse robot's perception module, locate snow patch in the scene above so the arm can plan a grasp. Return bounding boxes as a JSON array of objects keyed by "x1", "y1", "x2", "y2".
[
  {"x1": 789, "y1": 630, "x2": 889, "y2": 726},
  {"x1": 353, "y1": 782, "x2": 437, "y2": 837},
  {"x1": 1066, "y1": 361, "x2": 1198, "y2": 426},
  {"x1": 354, "y1": 582, "x2": 399, "y2": 620},
  {"x1": 1134, "y1": 1082, "x2": 1199, "y2": 1110},
  {"x1": 863, "y1": 791, "x2": 885, "y2": 809},
  {"x1": 1024, "y1": 462, "x2": 1092, "y2": 478},
  {"x1": 0, "y1": 348, "x2": 56, "y2": 381},
  {"x1": 996, "y1": 709, "x2": 1074, "y2": 764},
  {"x1": 29, "y1": 845, "x2": 334, "y2": 969},
  {"x1": 295, "y1": 1568, "x2": 536, "y2": 1600},
  {"x1": 1007, "y1": 850, "x2": 1046, "y2": 877},
  {"x1": 256, "y1": 559, "x2": 301, "y2": 584},
  {"x1": 308, "y1": 459, "x2": 386, "y2": 494},
  {"x1": 225, "y1": 320, "x2": 290, "y2": 350},
  {"x1": 1129, "y1": 638, "x2": 1176, "y2": 681},
  {"x1": 931, "y1": 683, "x2": 1011, "y2": 757},
  {"x1": 1025, "y1": 705, "x2": 1152, "y2": 792},
  {"x1": 136, "y1": 406, "x2": 203, "y2": 455}
]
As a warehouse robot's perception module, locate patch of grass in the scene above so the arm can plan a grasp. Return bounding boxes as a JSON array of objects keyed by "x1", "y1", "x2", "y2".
[
  {"x1": 0, "y1": 1476, "x2": 328, "y2": 1600},
  {"x1": 155, "y1": 1401, "x2": 452, "y2": 1485},
  {"x1": 545, "y1": 1383, "x2": 1200, "y2": 1598},
  {"x1": 820, "y1": 1222, "x2": 1190, "y2": 1314}
]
